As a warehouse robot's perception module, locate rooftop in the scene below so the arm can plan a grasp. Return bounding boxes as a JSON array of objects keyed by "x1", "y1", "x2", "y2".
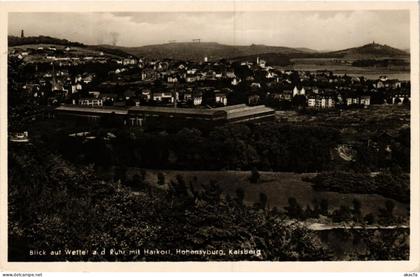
[
  {"x1": 224, "y1": 105, "x2": 275, "y2": 120},
  {"x1": 55, "y1": 105, "x2": 128, "y2": 115},
  {"x1": 56, "y1": 104, "x2": 275, "y2": 121},
  {"x1": 128, "y1": 106, "x2": 223, "y2": 116}
]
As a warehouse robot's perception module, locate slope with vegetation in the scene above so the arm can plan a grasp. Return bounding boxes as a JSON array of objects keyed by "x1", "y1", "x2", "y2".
[
  {"x1": 8, "y1": 35, "x2": 133, "y2": 58},
  {"x1": 9, "y1": 35, "x2": 409, "y2": 62},
  {"x1": 9, "y1": 142, "x2": 332, "y2": 261},
  {"x1": 109, "y1": 42, "x2": 307, "y2": 61}
]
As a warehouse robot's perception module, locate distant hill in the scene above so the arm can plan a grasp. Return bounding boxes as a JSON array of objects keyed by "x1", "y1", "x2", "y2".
[
  {"x1": 8, "y1": 35, "x2": 84, "y2": 47},
  {"x1": 110, "y1": 41, "x2": 409, "y2": 61},
  {"x1": 295, "y1": 47, "x2": 319, "y2": 54},
  {"x1": 8, "y1": 36, "x2": 409, "y2": 62},
  {"x1": 327, "y1": 42, "x2": 409, "y2": 59},
  {"x1": 8, "y1": 35, "x2": 133, "y2": 58},
  {"x1": 107, "y1": 42, "x2": 310, "y2": 61}
]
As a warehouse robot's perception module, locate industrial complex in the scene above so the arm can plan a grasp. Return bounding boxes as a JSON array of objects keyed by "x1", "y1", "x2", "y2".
[{"x1": 54, "y1": 104, "x2": 275, "y2": 129}]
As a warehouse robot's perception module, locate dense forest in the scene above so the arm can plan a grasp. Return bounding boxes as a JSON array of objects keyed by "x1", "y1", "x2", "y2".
[
  {"x1": 8, "y1": 142, "x2": 409, "y2": 261},
  {"x1": 52, "y1": 123, "x2": 340, "y2": 172},
  {"x1": 305, "y1": 170, "x2": 410, "y2": 203},
  {"x1": 9, "y1": 142, "x2": 333, "y2": 261},
  {"x1": 46, "y1": 120, "x2": 410, "y2": 174}
]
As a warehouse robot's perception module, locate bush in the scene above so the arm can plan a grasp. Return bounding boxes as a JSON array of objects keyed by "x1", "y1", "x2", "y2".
[
  {"x1": 364, "y1": 213, "x2": 375, "y2": 224},
  {"x1": 235, "y1": 188, "x2": 245, "y2": 206},
  {"x1": 157, "y1": 172, "x2": 165, "y2": 186},
  {"x1": 332, "y1": 205, "x2": 352, "y2": 223},
  {"x1": 131, "y1": 174, "x2": 145, "y2": 191},
  {"x1": 285, "y1": 197, "x2": 303, "y2": 219},
  {"x1": 259, "y1": 192, "x2": 268, "y2": 210},
  {"x1": 307, "y1": 171, "x2": 409, "y2": 203},
  {"x1": 249, "y1": 167, "x2": 260, "y2": 183},
  {"x1": 320, "y1": 199, "x2": 329, "y2": 216}
]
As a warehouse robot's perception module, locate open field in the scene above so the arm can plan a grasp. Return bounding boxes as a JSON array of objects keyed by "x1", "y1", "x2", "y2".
[
  {"x1": 276, "y1": 58, "x2": 410, "y2": 80},
  {"x1": 9, "y1": 44, "x2": 124, "y2": 62},
  {"x1": 115, "y1": 168, "x2": 409, "y2": 219}
]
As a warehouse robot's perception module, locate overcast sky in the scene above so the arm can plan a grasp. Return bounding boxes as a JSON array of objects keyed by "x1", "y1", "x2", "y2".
[{"x1": 8, "y1": 10, "x2": 410, "y2": 50}]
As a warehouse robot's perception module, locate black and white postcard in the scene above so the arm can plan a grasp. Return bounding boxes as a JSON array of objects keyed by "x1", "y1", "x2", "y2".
[{"x1": 0, "y1": 1, "x2": 419, "y2": 272}]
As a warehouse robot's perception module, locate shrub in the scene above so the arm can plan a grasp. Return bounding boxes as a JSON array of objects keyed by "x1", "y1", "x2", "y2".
[
  {"x1": 249, "y1": 167, "x2": 260, "y2": 183},
  {"x1": 306, "y1": 171, "x2": 409, "y2": 203},
  {"x1": 157, "y1": 172, "x2": 165, "y2": 186}
]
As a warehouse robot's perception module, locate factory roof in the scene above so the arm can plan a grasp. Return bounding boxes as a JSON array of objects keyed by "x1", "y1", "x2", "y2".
[{"x1": 55, "y1": 105, "x2": 129, "y2": 115}]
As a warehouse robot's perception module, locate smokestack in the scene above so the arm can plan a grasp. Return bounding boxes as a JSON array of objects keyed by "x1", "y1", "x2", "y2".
[
  {"x1": 110, "y1": 32, "x2": 119, "y2": 46},
  {"x1": 21, "y1": 30, "x2": 24, "y2": 38}
]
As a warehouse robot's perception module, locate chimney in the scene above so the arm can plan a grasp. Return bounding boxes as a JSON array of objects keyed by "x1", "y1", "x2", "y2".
[{"x1": 20, "y1": 29, "x2": 24, "y2": 38}]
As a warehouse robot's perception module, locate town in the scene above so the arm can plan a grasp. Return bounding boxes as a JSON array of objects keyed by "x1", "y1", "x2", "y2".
[{"x1": 9, "y1": 38, "x2": 411, "y2": 133}]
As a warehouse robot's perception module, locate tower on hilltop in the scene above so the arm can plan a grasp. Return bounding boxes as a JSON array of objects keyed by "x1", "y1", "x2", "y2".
[{"x1": 20, "y1": 29, "x2": 24, "y2": 38}]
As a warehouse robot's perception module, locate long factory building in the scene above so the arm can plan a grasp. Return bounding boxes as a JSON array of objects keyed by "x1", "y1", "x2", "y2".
[{"x1": 54, "y1": 104, "x2": 275, "y2": 129}]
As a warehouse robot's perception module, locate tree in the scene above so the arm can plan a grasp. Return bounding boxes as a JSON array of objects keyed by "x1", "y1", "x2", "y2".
[
  {"x1": 249, "y1": 167, "x2": 260, "y2": 183},
  {"x1": 235, "y1": 188, "x2": 245, "y2": 206},
  {"x1": 259, "y1": 192, "x2": 268, "y2": 211},
  {"x1": 355, "y1": 229, "x2": 409, "y2": 260},
  {"x1": 304, "y1": 204, "x2": 316, "y2": 219},
  {"x1": 385, "y1": 200, "x2": 395, "y2": 216},
  {"x1": 320, "y1": 199, "x2": 329, "y2": 216},
  {"x1": 114, "y1": 165, "x2": 127, "y2": 184},
  {"x1": 157, "y1": 172, "x2": 166, "y2": 186},
  {"x1": 139, "y1": 169, "x2": 147, "y2": 181},
  {"x1": 131, "y1": 173, "x2": 144, "y2": 191},
  {"x1": 332, "y1": 205, "x2": 352, "y2": 223},
  {"x1": 292, "y1": 95, "x2": 307, "y2": 110},
  {"x1": 364, "y1": 213, "x2": 375, "y2": 225},
  {"x1": 352, "y1": 198, "x2": 362, "y2": 218},
  {"x1": 285, "y1": 197, "x2": 303, "y2": 219}
]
